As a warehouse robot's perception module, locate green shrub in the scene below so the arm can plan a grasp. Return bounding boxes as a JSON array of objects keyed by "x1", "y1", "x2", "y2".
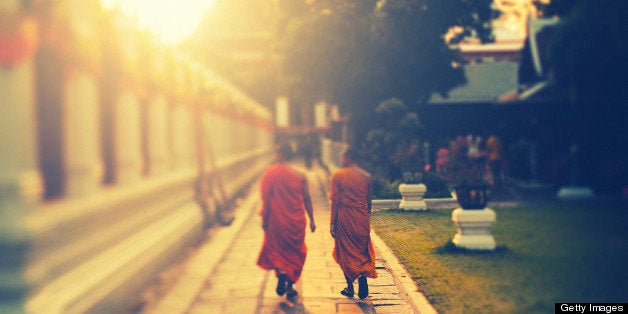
[
  {"x1": 372, "y1": 176, "x2": 401, "y2": 199},
  {"x1": 422, "y1": 171, "x2": 452, "y2": 198}
]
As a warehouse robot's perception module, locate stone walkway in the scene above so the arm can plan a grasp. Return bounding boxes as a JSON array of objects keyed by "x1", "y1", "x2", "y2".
[{"x1": 141, "y1": 163, "x2": 436, "y2": 314}]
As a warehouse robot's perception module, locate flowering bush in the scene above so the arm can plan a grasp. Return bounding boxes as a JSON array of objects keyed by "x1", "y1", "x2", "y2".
[{"x1": 436, "y1": 135, "x2": 493, "y2": 187}]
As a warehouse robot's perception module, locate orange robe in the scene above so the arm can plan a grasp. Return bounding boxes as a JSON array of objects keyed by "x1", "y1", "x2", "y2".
[
  {"x1": 256, "y1": 164, "x2": 308, "y2": 282},
  {"x1": 330, "y1": 165, "x2": 377, "y2": 282}
]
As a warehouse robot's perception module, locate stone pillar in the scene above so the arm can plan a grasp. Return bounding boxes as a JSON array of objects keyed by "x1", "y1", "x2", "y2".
[
  {"x1": 0, "y1": 3, "x2": 43, "y2": 205},
  {"x1": 207, "y1": 110, "x2": 226, "y2": 162},
  {"x1": 114, "y1": 91, "x2": 143, "y2": 184},
  {"x1": 60, "y1": 0, "x2": 103, "y2": 197},
  {"x1": 0, "y1": 3, "x2": 43, "y2": 308},
  {"x1": 62, "y1": 71, "x2": 101, "y2": 197},
  {"x1": 0, "y1": 53, "x2": 42, "y2": 233},
  {"x1": 171, "y1": 103, "x2": 193, "y2": 169},
  {"x1": 145, "y1": 95, "x2": 169, "y2": 176},
  {"x1": 451, "y1": 208, "x2": 497, "y2": 250},
  {"x1": 275, "y1": 96, "x2": 289, "y2": 127}
]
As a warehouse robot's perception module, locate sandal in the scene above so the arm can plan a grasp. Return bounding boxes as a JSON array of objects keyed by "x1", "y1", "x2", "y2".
[
  {"x1": 340, "y1": 287, "x2": 354, "y2": 298},
  {"x1": 358, "y1": 276, "x2": 368, "y2": 299},
  {"x1": 276, "y1": 274, "x2": 287, "y2": 296},
  {"x1": 286, "y1": 286, "x2": 298, "y2": 298}
]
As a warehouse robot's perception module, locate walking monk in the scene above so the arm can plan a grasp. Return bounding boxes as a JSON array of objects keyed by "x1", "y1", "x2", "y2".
[
  {"x1": 330, "y1": 146, "x2": 377, "y2": 299},
  {"x1": 257, "y1": 143, "x2": 316, "y2": 298}
]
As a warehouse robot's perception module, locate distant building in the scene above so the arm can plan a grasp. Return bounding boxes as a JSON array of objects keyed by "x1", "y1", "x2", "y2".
[
  {"x1": 429, "y1": 17, "x2": 561, "y2": 105},
  {"x1": 500, "y1": 17, "x2": 561, "y2": 103},
  {"x1": 429, "y1": 39, "x2": 522, "y2": 104}
]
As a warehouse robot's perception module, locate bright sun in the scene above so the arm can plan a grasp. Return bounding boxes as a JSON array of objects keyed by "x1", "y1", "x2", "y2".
[{"x1": 100, "y1": 0, "x2": 217, "y2": 45}]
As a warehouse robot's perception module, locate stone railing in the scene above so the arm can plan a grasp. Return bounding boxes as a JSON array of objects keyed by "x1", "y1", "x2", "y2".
[{"x1": 0, "y1": 1, "x2": 273, "y2": 313}]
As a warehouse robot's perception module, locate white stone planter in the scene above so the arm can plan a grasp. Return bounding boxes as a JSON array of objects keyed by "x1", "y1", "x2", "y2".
[
  {"x1": 557, "y1": 186, "x2": 594, "y2": 200},
  {"x1": 451, "y1": 207, "x2": 496, "y2": 250},
  {"x1": 398, "y1": 183, "x2": 427, "y2": 210}
]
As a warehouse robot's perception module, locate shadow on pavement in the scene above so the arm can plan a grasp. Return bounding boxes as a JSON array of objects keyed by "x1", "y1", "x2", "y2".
[{"x1": 354, "y1": 299, "x2": 377, "y2": 313}]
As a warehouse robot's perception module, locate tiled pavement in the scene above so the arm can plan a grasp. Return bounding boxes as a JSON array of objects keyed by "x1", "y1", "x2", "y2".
[{"x1": 142, "y1": 163, "x2": 436, "y2": 314}]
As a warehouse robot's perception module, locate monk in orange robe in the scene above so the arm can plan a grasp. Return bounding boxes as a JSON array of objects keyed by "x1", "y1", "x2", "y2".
[
  {"x1": 330, "y1": 146, "x2": 377, "y2": 299},
  {"x1": 257, "y1": 143, "x2": 316, "y2": 298}
]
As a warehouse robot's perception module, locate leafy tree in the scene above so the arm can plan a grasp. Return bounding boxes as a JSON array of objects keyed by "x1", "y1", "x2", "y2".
[
  {"x1": 363, "y1": 98, "x2": 424, "y2": 182},
  {"x1": 278, "y1": 0, "x2": 497, "y2": 143},
  {"x1": 541, "y1": 0, "x2": 628, "y2": 190}
]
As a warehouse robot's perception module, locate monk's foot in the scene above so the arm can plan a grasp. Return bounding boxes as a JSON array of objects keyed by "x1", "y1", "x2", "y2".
[
  {"x1": 340, "y1": 287, "x2": 354, "y2": 298},
  {"x1": 276, "y1": 274, "x2": 287, "y2": 296},
  {"x1": 286, "y1": 282, "x2": 298, "y2": 298},
  {"x1": 358, "y1": 275, "x2": 368, "y2": 299}
]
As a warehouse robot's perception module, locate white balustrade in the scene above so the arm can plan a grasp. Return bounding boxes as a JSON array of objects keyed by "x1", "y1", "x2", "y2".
[{"x1": 0, "y1": 2, "x2": 275, "y2": 312}]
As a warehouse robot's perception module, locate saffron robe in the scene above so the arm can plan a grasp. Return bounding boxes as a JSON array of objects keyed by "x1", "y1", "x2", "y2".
[
  {"x1": 330, "y1": 165, "x2": 378, "y2": 282},
  {"x1": 256, "y1": 164, "x2": 308, "y2": 282}
]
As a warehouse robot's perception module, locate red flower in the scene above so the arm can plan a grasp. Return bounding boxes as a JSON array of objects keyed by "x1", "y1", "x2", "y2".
[{"x1": 436, "y1": 135, "x2": 493, "y2": 187}]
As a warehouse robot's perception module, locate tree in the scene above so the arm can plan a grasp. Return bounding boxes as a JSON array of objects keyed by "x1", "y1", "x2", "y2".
[
  {"x1": 540, "y1": 0, "x2": 628, "y2": 190},
  {"x1": 363, "y1": 98, "x2": 424, "y2": 181},
  {"x1": 278, "y1": 0, "x2": 497, "y2": 143}
]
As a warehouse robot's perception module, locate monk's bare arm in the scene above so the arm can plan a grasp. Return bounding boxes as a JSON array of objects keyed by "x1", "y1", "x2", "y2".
[{"x1": 302, "y1": 176, "x2": 316, "y2": 232}]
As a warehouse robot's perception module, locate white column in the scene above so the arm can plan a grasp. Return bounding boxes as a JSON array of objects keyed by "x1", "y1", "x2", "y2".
[
  {"x1": 56, "y1": 0, "x2": 102, "y2": 197},
  {"x1": 145, "y1": 95, "x2": 169, "y2": 175},
  {"x1": 315, "y1": 101, "x2": 328, "y2": 128},
  {"x1": 62, "y1": 71, "x2": 101, "y2": 197},
  {"x1": 0, "y1": 61, "x2": 43, "y2": 233},
  {"x1": 275, "y1": 96, "x2": 289, "y2": 127},
  {"x1": 0, "y1": 55, "x2": 42, "y2": 313},
  {"x1": 114, "y1": 91, "x2": 143, "y2": 184},
  {"x1": 185, "y1": 106, "x2": 196, "y2": 167},
  {"x1": 209, "y1": 112, "x2": 228, "y2": 162},
  {"x1": 171, "y1": 103, "x2": 192, "y2": 169}
]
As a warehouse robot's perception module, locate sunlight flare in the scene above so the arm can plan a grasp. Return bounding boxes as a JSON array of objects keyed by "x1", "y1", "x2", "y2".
[{"x1": 100, "y1": 0, "x2": 216, "y2": 45}]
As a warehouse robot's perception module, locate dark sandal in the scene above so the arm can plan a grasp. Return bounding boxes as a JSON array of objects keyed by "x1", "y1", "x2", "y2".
[
  {"x1": 286, "y1": 287, "x2": 298, "y2": 298},
  {"x1": 276, "y1": 274, "x2": 287, "y2": 296},
  {"x1": 358, "y1": 276, "x2": 368, "y2": 299},
  {"x1": 340, "y1": 287, "x2": 354, "y2": 298}
]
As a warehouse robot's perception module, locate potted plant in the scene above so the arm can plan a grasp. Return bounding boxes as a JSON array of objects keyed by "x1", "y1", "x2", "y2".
[
  {"x1": 398, "y1": 163, "x2": 427, "y2": 210},
  {"x1": 436, "y1": 135, "x2": 493, "y2": 209}
]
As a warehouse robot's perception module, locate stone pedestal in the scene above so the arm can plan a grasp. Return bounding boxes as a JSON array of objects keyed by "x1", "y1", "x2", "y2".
[
  {"x1": 451, "y1": 207, "x2": 496, "y2": 250},
  {"x1": 557, "y1": 186, "x2": 594, "y2": 200},
  {"x1": 399, "y1": 183, "x2": 427, "y2": 210}
]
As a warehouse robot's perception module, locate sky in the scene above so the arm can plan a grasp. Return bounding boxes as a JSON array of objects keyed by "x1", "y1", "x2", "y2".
[{"x1": 100, "y1": 0, "x2": 217, "y2": 45}]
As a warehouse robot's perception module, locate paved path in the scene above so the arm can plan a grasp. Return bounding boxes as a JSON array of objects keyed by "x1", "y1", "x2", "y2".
[{"x1": 141, "y1": 163, "x2": 436, "y2": 314}]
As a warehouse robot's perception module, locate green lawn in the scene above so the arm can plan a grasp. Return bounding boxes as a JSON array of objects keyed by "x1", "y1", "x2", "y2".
[{"x1": 371, "y1": 201, "x2": 628, "y2": 314}]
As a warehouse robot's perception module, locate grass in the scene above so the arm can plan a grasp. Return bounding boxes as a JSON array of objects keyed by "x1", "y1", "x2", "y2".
[{"x1": 371, "y1": 200, "x2": 628, "y2": 314}]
